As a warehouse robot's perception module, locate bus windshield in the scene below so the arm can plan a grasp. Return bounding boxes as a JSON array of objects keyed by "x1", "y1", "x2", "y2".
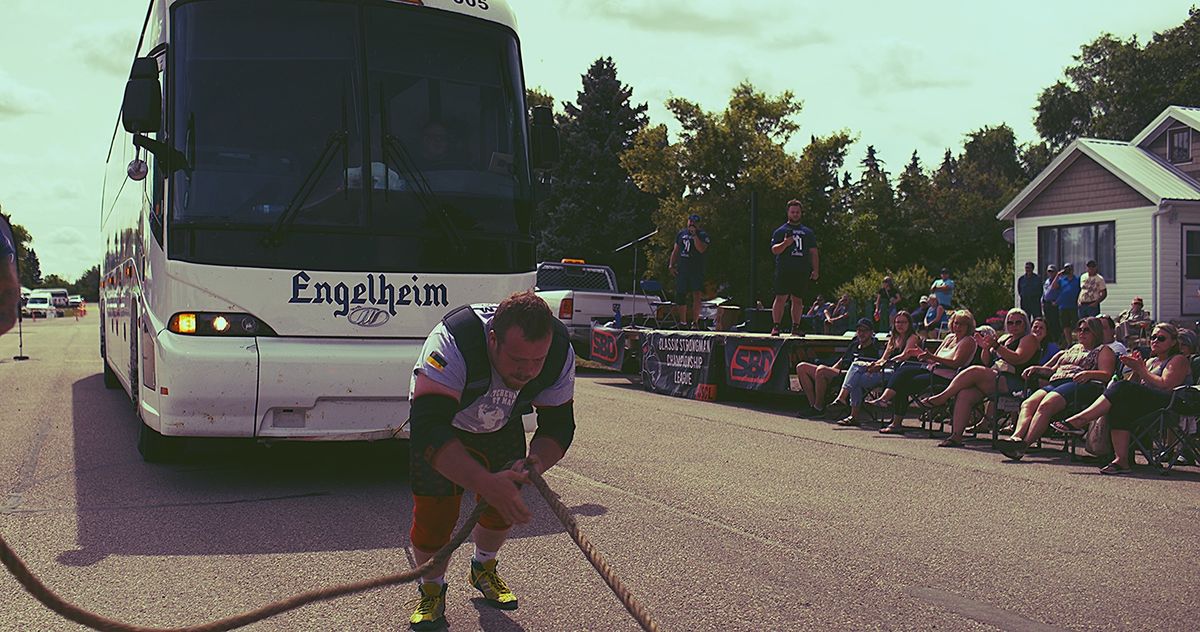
[{"x1": 170, "y1": 0, "x2": 533, "y2": 273}]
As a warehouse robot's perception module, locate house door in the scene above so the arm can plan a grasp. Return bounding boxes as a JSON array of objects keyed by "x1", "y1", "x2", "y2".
[{"x1": 1183, "y1": 225, "x2": 1200, "y2": 315}]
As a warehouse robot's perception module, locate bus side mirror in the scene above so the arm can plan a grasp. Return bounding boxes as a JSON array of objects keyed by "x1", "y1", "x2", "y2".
[
  {"x1": 122, "y1": 57, "x2": 162, "y2": 134},
  {"x1": 529, "y1": 106, "x2": 559, "y2": 170}
]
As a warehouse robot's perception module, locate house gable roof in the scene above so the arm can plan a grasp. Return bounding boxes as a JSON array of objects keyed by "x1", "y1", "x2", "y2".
[
  {"x1": 1131, "y1": 105, "x2": 1200, "y2": 147},
  {"x1": 997, "y1": 137, "x2": 1200, "y2": 221}
]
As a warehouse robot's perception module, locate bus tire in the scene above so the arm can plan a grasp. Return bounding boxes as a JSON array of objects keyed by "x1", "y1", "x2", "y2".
[{"x1": 138, "y1": 423, "x2": 182, "y2": 463}]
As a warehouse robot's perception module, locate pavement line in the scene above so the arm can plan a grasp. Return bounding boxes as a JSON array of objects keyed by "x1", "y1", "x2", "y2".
[
  {"x1": 1, "y1": 491, "x2": 330, "y2": 516},
  {"x1": 906, "y1": 586, "x2": 1069, "y2": 632},
  {"x1": 546, "y1": 466, "x2": 806, "y2": 553}
]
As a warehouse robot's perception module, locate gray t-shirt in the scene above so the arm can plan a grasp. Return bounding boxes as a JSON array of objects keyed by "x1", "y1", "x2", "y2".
[{"x1": 410, "y1": 306, "x2": 575, "y2": 434}]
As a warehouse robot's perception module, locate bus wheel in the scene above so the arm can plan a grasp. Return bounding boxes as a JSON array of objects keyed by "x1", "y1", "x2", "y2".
[
  {"x1": 103, "y1": 359, "x2": 121, "y2": 389},
  {"x1": 138, "y1": 423, "x2": 182, "y2": 463}
]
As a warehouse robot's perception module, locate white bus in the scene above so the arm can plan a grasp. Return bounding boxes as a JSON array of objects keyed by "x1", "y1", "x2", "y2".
[{"x1": 101, "y1": 0, "x2": 556, "y2": 461}]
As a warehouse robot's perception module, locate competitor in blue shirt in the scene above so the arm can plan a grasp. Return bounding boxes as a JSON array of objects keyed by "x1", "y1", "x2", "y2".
[
  {"x1": 769, "y1": 199, "x2": 819, "y2": 335},
  {"x1": 668, "y1": 213, "x2": 711, "y2": 329},
  {"x1": 0, "y1": 213, "x2": 19, "y2": 335}
]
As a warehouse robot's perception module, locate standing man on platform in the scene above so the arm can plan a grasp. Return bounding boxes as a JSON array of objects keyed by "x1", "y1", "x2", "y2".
[
  {"x1": 0, "y1": 213, "x2": 20, "y2": 336},
  {"x1": 769, "y1": 199, "x2": 819, "y2": 336},
  {"x1": 405, "y1": 290, "x2": 576, "y2": 630},
  {"x1": 1017, "y1": 261, "x2": 1042, "y2": 318},
  {"x1": 668, "y1": 213, "x2": 710, "y2": 330}
]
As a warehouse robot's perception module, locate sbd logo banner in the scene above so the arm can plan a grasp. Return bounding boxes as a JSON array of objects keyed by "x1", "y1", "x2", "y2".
[
  {"x1": 590, "y1": 326, "x2": 625, "y2": 369},
  {"x1": 723, "y1": 337, "x2": 788, "y2": 392}
]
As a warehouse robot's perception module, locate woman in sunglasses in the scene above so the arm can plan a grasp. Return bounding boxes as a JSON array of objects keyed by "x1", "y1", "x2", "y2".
[
  {"x1": 1052, "y1": 322, "x2": 1191, "y2": 474},
  {"x1": 917, "y1": 308, "x2": 1040, "y2": 446},
  {"x1": 828, "y1": 310, "x2": 922, "y2": 426},
  {"x1": 998, "y1": 316, "x2": 1117, "y2": 460}
]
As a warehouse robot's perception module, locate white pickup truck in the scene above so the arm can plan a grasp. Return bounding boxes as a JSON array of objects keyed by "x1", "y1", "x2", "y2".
[{"x1": 535, "y1": 261, "x2": 658, "y2": 356}]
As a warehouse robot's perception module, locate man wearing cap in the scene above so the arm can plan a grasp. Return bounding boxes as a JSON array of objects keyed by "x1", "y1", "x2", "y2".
[
  {"x1": 0, "y1": 212, "x2": 19, "y2": 336},
  {"x1": 1054, "y1": 262, "x2": 1081, "y2": 343},
  {"x1": 930, "y1": 268, "x2": 955, "y2": 309},
  {"x1": 668, "y1": 213, "x2": 710, "y2": 329},
  {"x1": 1041, "y1": 264, "x2": 1060, "y2": 343},
  {"x1": 1115, "y1": 296, "x2": 1152, "y2": 342},
  {"x1": 1077, "y1": 259, "x2": 1107, "y2": 318},
  {"x1": 770, "y1": 199, "x2": 819, "y2": 335},
  {"x1": 794, "y1": 317, "x2": 881, "y2": 417},
  {"x1": 1017, "y1": 261, "x2": 1042, "y2": 318}
]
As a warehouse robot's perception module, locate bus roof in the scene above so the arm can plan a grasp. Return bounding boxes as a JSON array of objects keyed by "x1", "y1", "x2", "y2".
[{"x1": 159, "y1": 0, "x2": 519, "y2": 32}]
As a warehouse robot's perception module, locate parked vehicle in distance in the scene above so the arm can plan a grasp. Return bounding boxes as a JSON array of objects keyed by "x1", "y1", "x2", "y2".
[
  {"x1": 69, "y1": 295, "x2": 84, "y2": 307},
  {"x1": 535, "y1": 260, "x2": 657, "y2": 356},
  {"x1": 24, "y1": 294, "x2": 55, "y2": 319}
]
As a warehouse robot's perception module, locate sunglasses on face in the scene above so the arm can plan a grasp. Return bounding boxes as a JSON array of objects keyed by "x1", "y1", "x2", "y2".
[
  {"x1": 1151, "y1": 335, "x2": 1170, "y2": 343},
  {"x1": 1005, "y1": 319, "x2": 1022, "y2": 325},
  {"x1": 1076, "y1": 326, "x2": 1091, "y2": 333}
]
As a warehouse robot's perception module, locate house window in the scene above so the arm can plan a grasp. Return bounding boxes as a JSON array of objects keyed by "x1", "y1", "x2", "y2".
[
  {"x1": 1038, "y1": 221, "x2": 1115, "y2": 282},
  {"x1": 1186, "y1": 230, "x2": 1200, "y2": 279},
  {"x1": 1169, "y1": 128, "x2": 1191, "y2": 164}
]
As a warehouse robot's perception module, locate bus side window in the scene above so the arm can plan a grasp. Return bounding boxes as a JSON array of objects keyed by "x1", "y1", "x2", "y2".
[{"x1": 150, "y1": 158, "x2": 165, "y2": 246}]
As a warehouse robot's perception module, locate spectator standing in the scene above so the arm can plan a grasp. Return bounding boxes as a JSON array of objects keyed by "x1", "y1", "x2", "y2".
[
  {"x1": 874, "y1": 276, "x2": 902, "y2": 331},
  {"x1": 1041, "y1": 264, "x2": 1060, "y2": 344},
  {"x1": 824, "y1": 294, "x2": 851, "y2": 334},
  {"x1": 1017, "y1": 261, "x2": 1042, "y2": 317},
  {"x1": 1054, "y1": 262, "x2": 1081, "y2": 344},
  {"x1": 931, "y1": 268, "x2": 955, "y2": 308},
  {"x1": 1078, "y1": 259, "x2": 1107, "y2": 318},
  {"x1": 769, "y1": 199, "x2": 819, "y2": 336},
  {"x1": 668, "y1": 213, "x2": 711, "y2": 330},
  {"x1": 0, "y1": 213, "x2": 18, "y2": 335}
]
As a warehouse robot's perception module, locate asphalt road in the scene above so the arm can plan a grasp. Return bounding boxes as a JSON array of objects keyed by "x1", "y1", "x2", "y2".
[{"x1": 2, "y1": 317, "x2": 1198, "y2": 631}]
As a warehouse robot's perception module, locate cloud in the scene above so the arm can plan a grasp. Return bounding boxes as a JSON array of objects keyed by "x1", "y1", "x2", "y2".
[
  {"x1": 853, "y1": 45, "x2": 970, "y2": 98},
  {"x1": 45, "y1": 226, "x2": 89, "y2": 250},
  {"x1": 0, "y1": 71, "x2": 48, "y2": 118},
  {"x1": 572, "y1": 0, "x2": 830, "y2": 47},
  {"x1": 72, "y1": 24, "x2": 138, "y2": 76}
]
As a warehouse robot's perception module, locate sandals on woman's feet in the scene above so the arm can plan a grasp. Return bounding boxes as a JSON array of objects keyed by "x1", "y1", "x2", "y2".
[
  {"x1": 879, "y1": 424, "x2": 905, "y2": 435},
  {"x1": 915, "y1": 396, "x2": 943, "y2": 410},
  {"x1": 866, "y1": 398, "x2": 893, "y2": 409},
  {"x1": 836, "y1": 416, "x2": 860, "y2": 427},
  {"x1": 1099, "y1": 462, "x2": 1131, "y2": 475},
  {"x1": 937, "y1": 437, "x2": 964, "y2": 448}
]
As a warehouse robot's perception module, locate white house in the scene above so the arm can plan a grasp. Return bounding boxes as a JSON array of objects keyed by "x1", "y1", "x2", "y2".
[{"x1": 998, "y1": 106, "x2": 1200, "y2": 325}]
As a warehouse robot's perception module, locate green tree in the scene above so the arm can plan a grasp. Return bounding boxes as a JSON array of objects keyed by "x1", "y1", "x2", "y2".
[
  {"x1": 536, "y1": 57, "x2": 656, "y2": 290},
  {"x1": 623, "y1": 82, "x2": 851, "y2": 305},
  {"x1": 40, "y1": 273, "x2": 71, "y2": 289},
  {"x1": 1034, "y1": 8, "x2": 1200, "y2": 149},
  {"x1": 71, "y1": 265, "x2": 100, "y2": 302}
]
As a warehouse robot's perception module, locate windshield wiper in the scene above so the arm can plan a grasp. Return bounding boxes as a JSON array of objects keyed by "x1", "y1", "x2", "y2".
[
  {"x1": 378, "y1": 91, "x2": 466, "y2": 255},
  {"x1": 263, "y1": 129, "x2": 347, "y2": 246}
]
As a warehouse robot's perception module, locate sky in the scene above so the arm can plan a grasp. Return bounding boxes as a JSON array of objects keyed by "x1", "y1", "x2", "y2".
[{"x1": 0, "y1": 0, "x2": 1196, "y2": 281}]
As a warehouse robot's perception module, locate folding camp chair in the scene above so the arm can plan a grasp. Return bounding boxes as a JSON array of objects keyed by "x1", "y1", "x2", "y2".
[{"x1": 639, "y1": 279, "x2": 679, "y2": 329}]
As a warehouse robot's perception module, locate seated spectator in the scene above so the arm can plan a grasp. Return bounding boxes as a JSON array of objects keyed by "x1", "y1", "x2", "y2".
[
  {"x1": 823, "y1": 294, "x2": 851, "y2": 334},
  {"x1": 1114, "y1": 297, "x2": 1152, "y2": 343},
  {"x1": 828, "y1": 310, "x2": 923, "y2": 426},
  {"x1": 911, "y1": 296, "x2": 930, "y2": 328},
  {"x1": 1053, "y1": 323, "x2": 1192, "y2": 474},
  {"x1": 1179, "y1": 329, "x2": 1197, "y2": 356},
  {"x1": 795, "y1": 318, "x2": 882, "y2": 417},
  {"x1": 998, "y1": 317, "x2": 1117, "y2": 460},
  {"x1": 867, "y1": 310, "x2": 978, "y2": 435},
  {"x1": 920, "y1": 294, "x2": 946, "y2": 336},
  {"x1": 1100, "y1": 314, "x2": 1126, "y2": 357},
  {"x1": 918, "y1": 309, "x2": 1039, "y2": 446},
  {"x1": 1032, "y1": 317, "x2": 1060, "y2": 365},
  {"x1": 799, "y1": 295, "x2": 831, "y2": 333}
]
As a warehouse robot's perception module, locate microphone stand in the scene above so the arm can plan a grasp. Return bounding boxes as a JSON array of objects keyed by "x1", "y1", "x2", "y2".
[{"x1": 13, "y1": 310, "x2": 28, "y2": 361}]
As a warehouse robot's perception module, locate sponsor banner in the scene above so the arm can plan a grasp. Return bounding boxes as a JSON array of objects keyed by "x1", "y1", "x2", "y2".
[
  {"x1": 723, "y1": 337, "x2": 790, "y2": 392},
  {"x1": 641, "y1": 332, "x2": 721, "y2": 401},
  {"x1": 590, "y1": 325, "x2": 626, "y2": 370}
]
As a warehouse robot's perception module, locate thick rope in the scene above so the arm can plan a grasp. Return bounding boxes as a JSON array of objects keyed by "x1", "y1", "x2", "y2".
[
  {"x1": 526, "y1": 469, "x2": 662, "y2": 632},
  {"x1": 0, "y1": 503, "x2": 486, "y2": 632},
  {"x1": 2, "y1": 467, "x2": 662, "y2": 632}
]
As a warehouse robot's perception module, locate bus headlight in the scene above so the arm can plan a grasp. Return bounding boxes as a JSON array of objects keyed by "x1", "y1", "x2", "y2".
[{"x1": 168, "y1": 312, "x2": 277, "y2": 336}]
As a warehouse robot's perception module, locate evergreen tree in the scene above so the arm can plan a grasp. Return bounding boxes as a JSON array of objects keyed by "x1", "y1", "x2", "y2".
[{"x1": 536, "y1": 57, "x2": 655, "y2": 290}]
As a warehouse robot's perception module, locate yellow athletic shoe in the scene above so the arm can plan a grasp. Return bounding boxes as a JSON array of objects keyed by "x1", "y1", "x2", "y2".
[
  {"x1": 469, "y1": 558, "x2": 519, "y2": 610},
  {"x1": 407, "y1": 582, "x2": 447, "y2": 630}
]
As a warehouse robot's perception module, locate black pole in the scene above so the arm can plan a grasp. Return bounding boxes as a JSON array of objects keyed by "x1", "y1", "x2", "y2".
[
  {"x1": 748, "y1": 191, "x2": 757, "y2": 309},
  {"x1": 13, "y1": 311, "x2": 28, "y2": 361}
]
